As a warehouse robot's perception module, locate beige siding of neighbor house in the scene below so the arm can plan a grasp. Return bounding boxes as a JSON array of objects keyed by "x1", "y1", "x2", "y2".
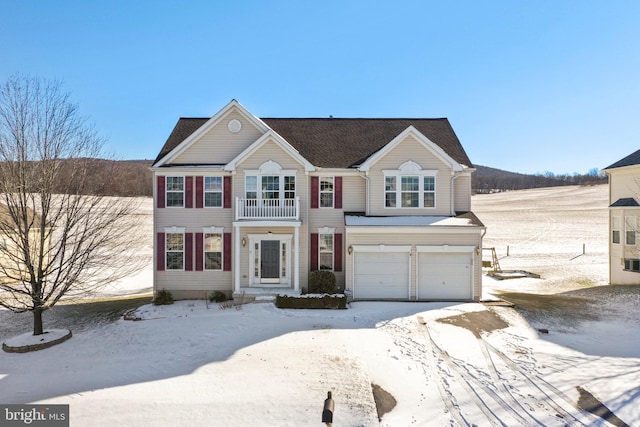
[
  {"x1": 454, "y1": 174, "x2": 472, "y2": 212},
  {"x1": 345, "y1": 229, "x2": 483, "y2": 300},
  {"x1": 172, "y1": 110, "x2": 264, "y2": 165},
  {"x1": 367, "y1": 135, "x2": 453, "y2": 216},
  {"x1": 607, "y1": 165, "x2": 640, "y2": 285}
]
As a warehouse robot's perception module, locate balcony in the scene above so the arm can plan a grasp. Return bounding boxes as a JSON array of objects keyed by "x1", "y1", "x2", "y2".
[{"x1": 235, "y1": 197, "x2": 300, "y2": 220}]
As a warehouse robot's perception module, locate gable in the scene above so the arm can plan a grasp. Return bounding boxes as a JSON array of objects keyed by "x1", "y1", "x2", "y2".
[
  {"x1": 170, "y1": 110, "x2": 264, "y2": 165},
  {"x1": 364, "y1": 132, "x2": 460, "y2": 172},
  {"x1": 359, "y1": 126, "x2": 465, "y2": 172},
  {"x1": 230, "y1": 135, "x2": 314, "y2": 171},
  {"x1": 153, "y1": 100, "x2": 268, "y2": 167}
]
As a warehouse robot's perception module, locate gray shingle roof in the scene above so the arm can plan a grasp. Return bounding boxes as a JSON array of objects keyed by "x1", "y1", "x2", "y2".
[
  {"x1": 153, "y1": 117, "x2": 472, "y2": 168},
  {"x1": 605, "y1": 149, "x2": 640, "y2": 170},
  {"x1": 610, "y1": 198, "x2": 640, "y2": 207}
]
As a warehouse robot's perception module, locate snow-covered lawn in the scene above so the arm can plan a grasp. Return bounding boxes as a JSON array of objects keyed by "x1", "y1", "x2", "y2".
[{"x1": 1, "y1": 185, "x2": 638, "y2": 426}]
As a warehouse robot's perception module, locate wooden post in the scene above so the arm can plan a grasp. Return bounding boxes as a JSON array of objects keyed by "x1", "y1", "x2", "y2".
[
  {"x1": 583, "y1": 243, "x2": 585, "y2": 255},
  {"x1": 506, "y1": 245, "x2": 510, "y2": 257}
]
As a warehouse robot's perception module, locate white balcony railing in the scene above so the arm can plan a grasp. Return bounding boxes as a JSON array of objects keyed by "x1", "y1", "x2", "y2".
[{"x1": 236, "y1": 197, "x2": 300, "y2": 220}]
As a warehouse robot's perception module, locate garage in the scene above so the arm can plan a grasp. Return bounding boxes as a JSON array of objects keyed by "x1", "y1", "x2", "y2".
[
  {"x1": 353, "y1": 248, "x2": 410, "y2": 299},
  {"x1": 418, "y1": 248, "x2": 473, "y2": 300}
]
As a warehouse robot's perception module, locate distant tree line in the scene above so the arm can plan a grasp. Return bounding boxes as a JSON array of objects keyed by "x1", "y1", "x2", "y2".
[
  {"x1": 472, "y1": 165, "x2": 607, "y2": 194},
  {"x1": 54, "y1": 159, "x2": 153, "y2": 196}
]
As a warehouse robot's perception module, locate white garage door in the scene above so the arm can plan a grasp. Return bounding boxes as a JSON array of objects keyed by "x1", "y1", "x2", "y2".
[
  {"x1": 418, "y1": 252, "x2": 472, "y2": 300},
  {"x1": 354, "y1": 251, "x2": 409, "y2": 299}
]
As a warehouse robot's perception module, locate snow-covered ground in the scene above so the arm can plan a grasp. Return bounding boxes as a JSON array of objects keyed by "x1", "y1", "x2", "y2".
[{"x1": 1, "y1": 185, "x2": 639, "y2": 426}]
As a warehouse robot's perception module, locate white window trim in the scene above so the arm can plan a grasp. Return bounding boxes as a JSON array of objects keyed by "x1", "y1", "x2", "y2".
[
  {"x1": 318, "y1": 231, "x2": 335, "y2": 272},
  {"x1": 164, "y1": 226, "x2": 186, "y2": 271},
  {"x1": 203, "y1": 176, "x2": 223, "y2": 208},
  {"x1": 612, "y1": 216, "x2": 621, "y2": 245},
  {"x1": 383, "y1": 162, "x2": 437, "y2": 209},
  {"x1": 319, "y1": 176, "x2": 335, "y2": 208},
  {"x1": 165, "y1": 176, "x2": 185, "y2": 208},
  {"x1": 625, "y1": 216, "x2": 636, "y2": 246},
  {"x1": 244, "y1": 172, "x2": 297, "y2": 203}
]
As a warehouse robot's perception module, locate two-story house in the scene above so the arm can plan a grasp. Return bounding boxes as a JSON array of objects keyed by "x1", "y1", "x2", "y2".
[
  {"x1": 151, "y1": 100, "x2": 485, "y2": 302},
  {"x1": 604, "y1": 149, "x2": 640, "y2": 285}
]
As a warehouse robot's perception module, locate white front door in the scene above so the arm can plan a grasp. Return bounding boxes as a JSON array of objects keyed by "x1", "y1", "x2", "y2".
[{"x1": 249, "y1": 234, "x2": 292, "y2": 287}]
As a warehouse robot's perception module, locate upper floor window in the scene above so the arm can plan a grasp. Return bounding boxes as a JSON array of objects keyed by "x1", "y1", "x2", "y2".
[
  {"x1": 245, "y1": 175, "x2": 296, "y2": 201},
  {"x1": 166, "y1": 177, "x2": 184, "y2": 207},
  {"x1": 320, "y1": 177, "x2": 334, "y2": 208},
  {"x1": 385, "y1": 170, "x2": 436, "y2": 208},
  {"x1": 612, "y1": 217, "x2": 621, "y2": 244},
  {"x1": 204, "y1": 176, "x2": 223, "y2": 207},
  {"x1": 626, "y1": 216, "x2": 636, "y2": 245},
  {"x1": 166, "y1": 232, "x2": 184, "y2": 270}
]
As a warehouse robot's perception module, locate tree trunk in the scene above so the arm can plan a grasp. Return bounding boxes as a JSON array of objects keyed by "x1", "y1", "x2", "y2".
[{"x1": 33, "y1": 307, "x2": 44, "y2": 336}]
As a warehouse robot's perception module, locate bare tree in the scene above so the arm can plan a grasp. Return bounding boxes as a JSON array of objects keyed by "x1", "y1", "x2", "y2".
[{"x1": 0, "y1": 75, "x2": 146, "y2": 336}]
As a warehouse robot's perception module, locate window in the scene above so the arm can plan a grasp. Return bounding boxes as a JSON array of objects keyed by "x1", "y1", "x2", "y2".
[
  {"x1": 385, "y1": 172, "x2": 436, "y2": 208},
  {"x1": 624, "y1": 258, "x2": 640, "y2": 273},
  {"x1": 319, "y1": 233, "x2": 334, "y2": 271},
  {"x1": 262, "y1": 176, "x2": 279, "y2": 200},
  {"x1": 626, "y1": 216, "x2": 636, "y2": 245},
  {"x1": 166, "y1": 233, "x2": 184, "y2": 270},
  {"x1": 612, "y1": 217, "x2": 621, "y2": 244},
  {"x1": 320, "y1": 177, "x2": 334, "y2": 208},
  {"x1": 245, "y1": 175, "x2": 295, "y2": 201},
  {"x1": 284, "y1": 176, "x2": 295, "y2": 199},
  {"x1": 204, "y1": 233, "x2": 222, "y2": 270},
  {"x1": 204, "y1": 177, "x2": 223, "y2": 207},
  {"x1": 246, "y1": 176, "x2": 258, "y2": 199},
  {"x1": 166, "y1": 177, "x2": 184, "y2": 207},
  {"x1": 424, "y1": 176, "x2": 435, "y2": 208},
  {"x1": 401, "y1": 176, "x2": 419, "y2": 207},
  {"x1": 385, "y1": 176, "x2": 396, "y2": 207}
]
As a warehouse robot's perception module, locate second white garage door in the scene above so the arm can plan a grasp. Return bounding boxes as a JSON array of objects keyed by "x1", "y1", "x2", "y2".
[
  {"x1": 418, "y1": 252, "x2": 472, "y2": 300},
  {"x1": 354, "y1": 251, "x2": 409, "y2": 299}
]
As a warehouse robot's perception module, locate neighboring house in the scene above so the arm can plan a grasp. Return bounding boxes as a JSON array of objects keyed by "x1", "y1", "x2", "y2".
[
  {"x1": 151, "y1": 100, "x2": 485, "y2": 302},
  {"x1": 603, "y1": 149, "x2": 640, "y2": 285}
]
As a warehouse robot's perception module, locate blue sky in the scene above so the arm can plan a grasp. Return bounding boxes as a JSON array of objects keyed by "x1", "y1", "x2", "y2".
[{"x1": 2, "y1": 1, "x2": 639, "y2": 174}]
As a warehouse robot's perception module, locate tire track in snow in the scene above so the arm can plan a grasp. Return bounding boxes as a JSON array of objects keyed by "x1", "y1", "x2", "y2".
[
  {"x1": 481, "y1": 338, "x2": 603, "y2": 426},
  {"x1": 421, "y1": 321, "x2": 530, "y2": 427}
]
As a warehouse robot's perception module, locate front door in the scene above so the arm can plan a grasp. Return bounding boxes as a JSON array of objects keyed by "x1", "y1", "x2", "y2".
[{"x1": 261, "y1": 240, "x2": 280, "y2": 283}]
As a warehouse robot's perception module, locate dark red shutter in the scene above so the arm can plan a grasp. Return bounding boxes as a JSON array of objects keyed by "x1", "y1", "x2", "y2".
[
  {"x1": 311, "y1": 177, "x2": 319, "y2": 209},
  {"x1": 157, "y1": 232, "x2": 165, "y2": 271},
  {"x1": 185, "y1": 177, "x2": 194, "y2": 208},
  {"x1": 310, "y1": 233, "x2": 318, "y2": 271},
  {"x1": 223, "y1": 176, "x2": 232, "y2": 209},
  {"x1": 185, "y1": 233, "x2": 193, "y2": 271},
  {"x1": 157, "y1": 176, "x2": 165, "y2": 209},
  {"x1": 334, "y1": 233, "x2": 343, "y2": 272},
  {"x1": 223, "y1": 232, "x2": 232, "y2": 271},
  {"x1": 195, "y1": 177, "x2": 203, "y2": 208},
  {"x1": 195, "y1": 233, "x2": 203, "y2": 271},
  {"x1": 335, "y1": 177, "x2": 342, "y2": 209}
]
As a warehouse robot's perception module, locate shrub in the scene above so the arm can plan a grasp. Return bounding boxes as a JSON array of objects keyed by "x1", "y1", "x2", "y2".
[
  {"x1": 209, "y1": 290, "x2": 227, "y2": 303},
  {"x1": 276, "y1": 294, "x2": 347, "y2": 309},
  {"x1": 153, "y1": 289, "x2": 174, "y2": 305},
  {"x1": 308, "y1": 270, "x2": 337, "y2": 294}
]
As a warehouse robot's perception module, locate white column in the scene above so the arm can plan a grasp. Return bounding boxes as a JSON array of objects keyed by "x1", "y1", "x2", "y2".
[
  {"x1": 294, "y1": 226, "x2": 300, "y2": 291},
  {"x1": 234, "y1": 225, "x2": 240, "y2": 293}
]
